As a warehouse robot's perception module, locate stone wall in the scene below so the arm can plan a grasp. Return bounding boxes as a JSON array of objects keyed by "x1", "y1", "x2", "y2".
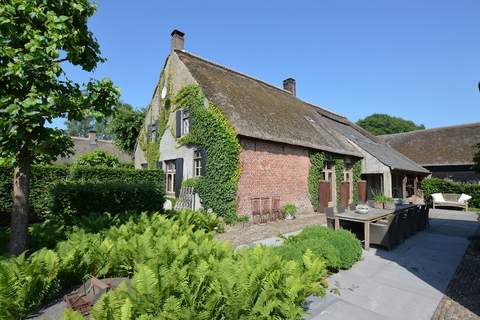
[{"x1": 236, "y1": 136, "x2": 313, "y2": 215}]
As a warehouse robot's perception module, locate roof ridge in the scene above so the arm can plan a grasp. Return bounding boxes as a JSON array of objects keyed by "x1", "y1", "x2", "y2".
[
  {"x1": 381, "y1": 122, "x2": 480, "y2": 137},
  {"x1": 175, "y1": 49, "x2": 347, "y2": 120}
]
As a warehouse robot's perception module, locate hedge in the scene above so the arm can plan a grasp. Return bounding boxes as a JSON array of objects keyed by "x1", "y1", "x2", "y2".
[
  {"x1": 48, "y1": 181, "x2": 165, "y2": 223},
  {"x1": 0, "y1": 165, "x2": 164, "y2": 224},
  {"x1": 422, "y1": 178, "x2": 480, "y2": 208}
]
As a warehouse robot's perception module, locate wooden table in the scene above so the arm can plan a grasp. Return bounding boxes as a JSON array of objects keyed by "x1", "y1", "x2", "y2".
[
  {"x1": 335, "y1": 208, "x2": 393, "y2": 251},
  {"x1": 335, "y1": 205, "x2": 417, "y2": 250}
]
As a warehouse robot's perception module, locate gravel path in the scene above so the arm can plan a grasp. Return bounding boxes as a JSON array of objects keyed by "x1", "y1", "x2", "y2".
[
  {"x1": 215, "y1": 212, "x2": 326, "y2": 247},
  {"x1": 431, "y1": 236, "x2": 480, "y2": 320}
]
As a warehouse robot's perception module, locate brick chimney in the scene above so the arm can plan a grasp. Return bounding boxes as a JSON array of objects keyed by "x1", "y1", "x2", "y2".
[
  {"x1": 88, "y1": 130, "x2": 97, "y2": 144},
  {"x1": 171, "y1": 29, "x2": 185, "y2": 52},
  {"x1": 283, "y1": 78, "x2": 296, "y2": 96}
]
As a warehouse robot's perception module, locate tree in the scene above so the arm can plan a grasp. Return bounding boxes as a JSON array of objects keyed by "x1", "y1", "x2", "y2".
[
  {"x1": 108, "y1": 103, "x2": 146, "y2": 155},
  {"x1": 75, "y1": 150, "x2": 121, "y2": 167},
  {"x1": 65, "y1": 116, "x2": 112, "y2": 140},
  {"x1": 356, "y1": 114, "x2": 425, "y2": 136},
  {"x1": 0, "y1": 0, "x2": 120, "y2": 254},
  {"x1": 473, "y1": 144, "x2": 480, "y2": 173}
]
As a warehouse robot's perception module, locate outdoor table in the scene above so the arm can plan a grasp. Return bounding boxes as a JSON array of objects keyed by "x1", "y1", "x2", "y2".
[{"x1": 335, "y1": 204, "x2": 418, "y2": 250}]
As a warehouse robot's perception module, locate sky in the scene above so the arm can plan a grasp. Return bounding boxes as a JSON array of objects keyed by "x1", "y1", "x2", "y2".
[{"x1": 57, "y1": 0, "x2": 480, "y2": 129}]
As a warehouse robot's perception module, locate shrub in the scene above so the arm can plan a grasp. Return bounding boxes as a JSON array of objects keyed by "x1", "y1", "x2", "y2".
[
  {"x1": 0, "y1": 212, "x2": 327, "y2": 320},
  {"x1": 74, "y1": 150, "x2": 121, "y2": 167},
  {"x1": 273, "y1": 225, "x2": 362, "y2": 272},
  {"x1": 422, "y1": 178, "x2": 480, "y2": 208},
  {"x1": 166, "y1": 209, "x2": 225, "y2": 233},
  {"x1": 0, "y1": 165, "x2": 69, "y2": 224},
  {"x1": 48, "y1": 181, "x2": 165, "y2": 223},
  {"x1": 0, "y1": 165, "x2": 164, "y2": 224}
]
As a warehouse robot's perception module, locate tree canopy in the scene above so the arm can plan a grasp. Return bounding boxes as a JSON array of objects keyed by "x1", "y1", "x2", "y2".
[
  {"x1": 0, "y1": 0, "x2": 120, "y2": 254},
  {"x1": 108, "y1": 103, "x2": 146, "y2": 155},
  {"x1": 65, "y1": 116, "x2": 111, "y2": 140},
  {"x1": 356, "y1": 114, "x2": 425, "y2": 136}
]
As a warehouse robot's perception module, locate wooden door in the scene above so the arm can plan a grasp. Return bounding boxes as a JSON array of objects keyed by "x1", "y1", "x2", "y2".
[{"x1": 318, "y1": 180, "x2": 330, "y2": 212}]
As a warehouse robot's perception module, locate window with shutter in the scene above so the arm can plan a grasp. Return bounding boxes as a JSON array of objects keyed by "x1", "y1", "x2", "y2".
[
  {"x1": 174, "y1": 158, "x2": 184, "y2": 197},
  {"x1": 175, "y1": 110, "x2": 182, "y2": 138}
]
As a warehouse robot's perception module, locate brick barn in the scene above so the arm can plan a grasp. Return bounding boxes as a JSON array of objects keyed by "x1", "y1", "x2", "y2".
[{"x1": 135, "y1": 30, "x2": 429, "y2": 215}]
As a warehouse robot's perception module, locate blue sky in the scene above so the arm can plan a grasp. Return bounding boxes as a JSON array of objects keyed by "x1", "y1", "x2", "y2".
[{"x1": 58, "y1": 0, "x2": 480, "y2": 129}]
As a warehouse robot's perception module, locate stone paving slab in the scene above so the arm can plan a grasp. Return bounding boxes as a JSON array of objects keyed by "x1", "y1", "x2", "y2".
[{"x1": 305, "y1": 209, "x2": 479, "y2": 320}]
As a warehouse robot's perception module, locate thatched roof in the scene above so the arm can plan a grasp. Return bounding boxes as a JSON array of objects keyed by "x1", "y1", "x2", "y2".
[
  {"x1": 381, "y1": 123, "x2": 480, "y2": 166},
  {"x1": 176, "y1": 50, "x2": 428, "y2": 173},
  {"x1": 55, "y1": 137, "x2": 132, "y2": 164},
  {"x1": 176, "y1": 50, "x2": 361, "y2": 157}
]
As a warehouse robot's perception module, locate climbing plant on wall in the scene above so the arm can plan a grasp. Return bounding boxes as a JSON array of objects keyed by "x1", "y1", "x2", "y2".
[
  {"x1": 174, "y1": 84, "x2": 240, "y2": 220},
  {"x1": 352, "y1": 160, "x2": 362, "y2": 203},
  {"x1": 308, "y1": 151, "x2": 326, "y2": 211},
  {"x1": 139, "y1": 71, "x2": 172, "y2": 169},
  {"x1": 334, "y1": 157, "x2": 345, "y2": 207}
]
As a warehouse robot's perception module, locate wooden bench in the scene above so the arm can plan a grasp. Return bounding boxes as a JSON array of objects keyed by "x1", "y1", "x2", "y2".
[{"x1": 432, "y1": 193, "x2": 469, "y2": 211}]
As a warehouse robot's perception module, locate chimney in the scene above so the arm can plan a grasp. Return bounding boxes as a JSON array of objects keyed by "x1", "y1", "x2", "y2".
[
  {"x1": 88, "y1": 130, "x2": 97, "y2": 144},
  {"x1": 283, "y1": 78, "x2": 296, "y2": 96},
  {"x1": 171, "y1": 29, "x2": 185, "y2": 52}
]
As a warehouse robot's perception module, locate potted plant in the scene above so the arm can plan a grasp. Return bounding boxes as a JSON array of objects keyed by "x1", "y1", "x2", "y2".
[
  {"x1": 373, "y1": 193, "x2": 394, "y2": 209},
  {"x1": 282, "y1": 203, "x2": 297, "y2": 220}
]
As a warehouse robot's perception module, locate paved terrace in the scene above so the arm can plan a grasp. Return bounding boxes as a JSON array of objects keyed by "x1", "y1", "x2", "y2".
[{"x1": 304, "y1": 209, "x2": 479, "y2": 320}]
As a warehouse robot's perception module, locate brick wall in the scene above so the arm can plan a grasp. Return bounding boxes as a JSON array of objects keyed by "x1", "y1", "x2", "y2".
[{"x1": 236, "y1": 137, "x2": 313, "y2": 215}]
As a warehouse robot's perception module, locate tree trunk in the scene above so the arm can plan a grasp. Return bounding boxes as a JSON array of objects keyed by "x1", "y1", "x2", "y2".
[{"x1": 9, "y1": 149, "x2": 31, "y2": 255}]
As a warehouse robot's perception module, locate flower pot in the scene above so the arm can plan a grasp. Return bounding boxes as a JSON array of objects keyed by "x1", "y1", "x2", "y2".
[{"x1": 373, "y1": 201, "x2": 384, "y2": 209}]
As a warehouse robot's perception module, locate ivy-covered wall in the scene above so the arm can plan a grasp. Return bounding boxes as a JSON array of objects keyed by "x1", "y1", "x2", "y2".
[
  {"x1": 308, "y1": 151, "x2": 362, "y2": 210},
  {"x1": 174, "y1": 85, "x2": 240, "y2": 220}
]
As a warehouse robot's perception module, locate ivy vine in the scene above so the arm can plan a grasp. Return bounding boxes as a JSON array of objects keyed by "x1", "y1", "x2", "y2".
[
  {"x1": 308, "y1": 151, "x2": 326, "y2": 211},
  {"x1": 174, "y1": 84, "x2": 240, "y2": 220},
  {"x1": 352, "y1": 160, "x2": 362, "y2": 204},
  {"x1": 334, "y1": 157, "x2": 345, "y2": 207}
]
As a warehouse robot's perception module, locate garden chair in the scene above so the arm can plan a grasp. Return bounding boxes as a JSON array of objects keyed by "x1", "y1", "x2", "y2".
[
  {"x1": 64, "y1": 277, "x2": 111, "y2": 316},
  {"x1": 325, "y1": 207, "x2": 336, "y2": 229},
  {"x1": 251, "y1": 198, "x2": 261, "y2": 224},
  {"x1": 396, "y1": 209, "x2": 409, "y2": 241},
  {"x1": 260, "y1": 197, "x2": 271, "y2": 223},
  {"x1": 406, "y1": 207, "x2": 417, "y2": 236},
  {"x1": 271, "y1": 197, "x2": 282, "y2": 220},
  {"x1": 370, "y1": 214, "x2": 400, "y2": 250}
]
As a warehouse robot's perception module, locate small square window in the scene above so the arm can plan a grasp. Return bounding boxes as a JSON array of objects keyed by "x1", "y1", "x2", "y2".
[{"x1": 165, "y1": 160, "x2": 176, "y2": 194}]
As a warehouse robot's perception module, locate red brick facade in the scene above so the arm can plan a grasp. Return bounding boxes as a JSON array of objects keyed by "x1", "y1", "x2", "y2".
[{"x1": 236, "y1": 137, "x2": 313, "y2": 215}]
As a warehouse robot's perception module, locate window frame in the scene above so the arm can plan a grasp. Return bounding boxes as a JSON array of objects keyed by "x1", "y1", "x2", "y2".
[
  {"x1": 193, "y1": 150, "x2": 203, "y2": 177},
  {"x1": 165, "y1": 160, "x2": 176, "y2": 194}
]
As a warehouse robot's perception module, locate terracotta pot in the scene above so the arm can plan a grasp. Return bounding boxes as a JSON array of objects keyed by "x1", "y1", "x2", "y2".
[{"x1": 374, "y1": 201, "x2": 384, "y2": 209}]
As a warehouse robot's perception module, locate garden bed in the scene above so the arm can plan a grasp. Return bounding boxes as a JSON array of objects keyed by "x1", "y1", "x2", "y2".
[{"x1": 215, "y1": 212, "x2": 326, "y2": 247}]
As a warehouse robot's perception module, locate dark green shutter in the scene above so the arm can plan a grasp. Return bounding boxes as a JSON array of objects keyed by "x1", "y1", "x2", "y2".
[
  {"x1": 175, "y1": 110, "x2": 182, "y2": 138},
  {"x1": 174, "y1": 158, "x2": 183, "y2": 197}
]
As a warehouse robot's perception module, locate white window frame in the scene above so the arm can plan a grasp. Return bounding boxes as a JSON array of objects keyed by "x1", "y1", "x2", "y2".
[
  {"x1": 165, "y1": 160, "x2": 176, "y2": 194},
  {"x1": 193, "y1": 150, "x2": 202, "y2": 177}
]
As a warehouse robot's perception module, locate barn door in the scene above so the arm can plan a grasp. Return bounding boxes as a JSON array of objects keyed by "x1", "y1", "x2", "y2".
[
  {"x1": 318, "y1": 180, "x2": 330, "y2": 212},
  {"x1": 340, "y1": 181, "x2": 350, "y2": 209}
]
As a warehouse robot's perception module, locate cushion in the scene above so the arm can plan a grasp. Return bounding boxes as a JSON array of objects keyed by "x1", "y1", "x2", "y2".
[
  {"x1": 458, "y1": 193, "x2": 472, "y2": 204},
  {"x1": 431, "y1": 193, "x2": 445, "y2": 202}
]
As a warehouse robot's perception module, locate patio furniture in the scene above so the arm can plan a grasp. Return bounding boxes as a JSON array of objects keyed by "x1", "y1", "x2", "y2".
[
  {"x1": 251, "y1": 198, "x2": 261, "y2": 224},
  {"x1": 271, "y1": 197, "x2": 282, "y2": 220},
  {"x1": 260, "y1": 197, "x2": 271, "y2": 223},
  {"x1": 369, "y1": 214, "x2": 400, "y2": 250},
  {"x1": 406, "y1": 207, "x2": 417, "y2": 236},
  {"x1": 397, "y1": 208, "x2": 409, "y2": 240},
  {"x1": 432, "y1": 193, "x2": 471, "y2": 211},
  {"x1": 325, "y1": 207, "x2": 336, "y2": 229},
  {"x1": 334, "y1": 206, "x2": 415, "y2": 250},
  {"x1": 64, "y1": 277, "x2": 111, "y2": 316}
]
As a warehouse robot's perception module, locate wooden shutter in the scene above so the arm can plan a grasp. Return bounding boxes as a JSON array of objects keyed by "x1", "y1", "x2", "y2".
[
  {"x1": 175, "y1": 110, "x2": 182, "y2": 138},
  {"x1": 200, "y1": 148, "x2": 206, "y2": 176},
  {"x1": 174, "y1": 158, "x2": 184, "y2": 197}
]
